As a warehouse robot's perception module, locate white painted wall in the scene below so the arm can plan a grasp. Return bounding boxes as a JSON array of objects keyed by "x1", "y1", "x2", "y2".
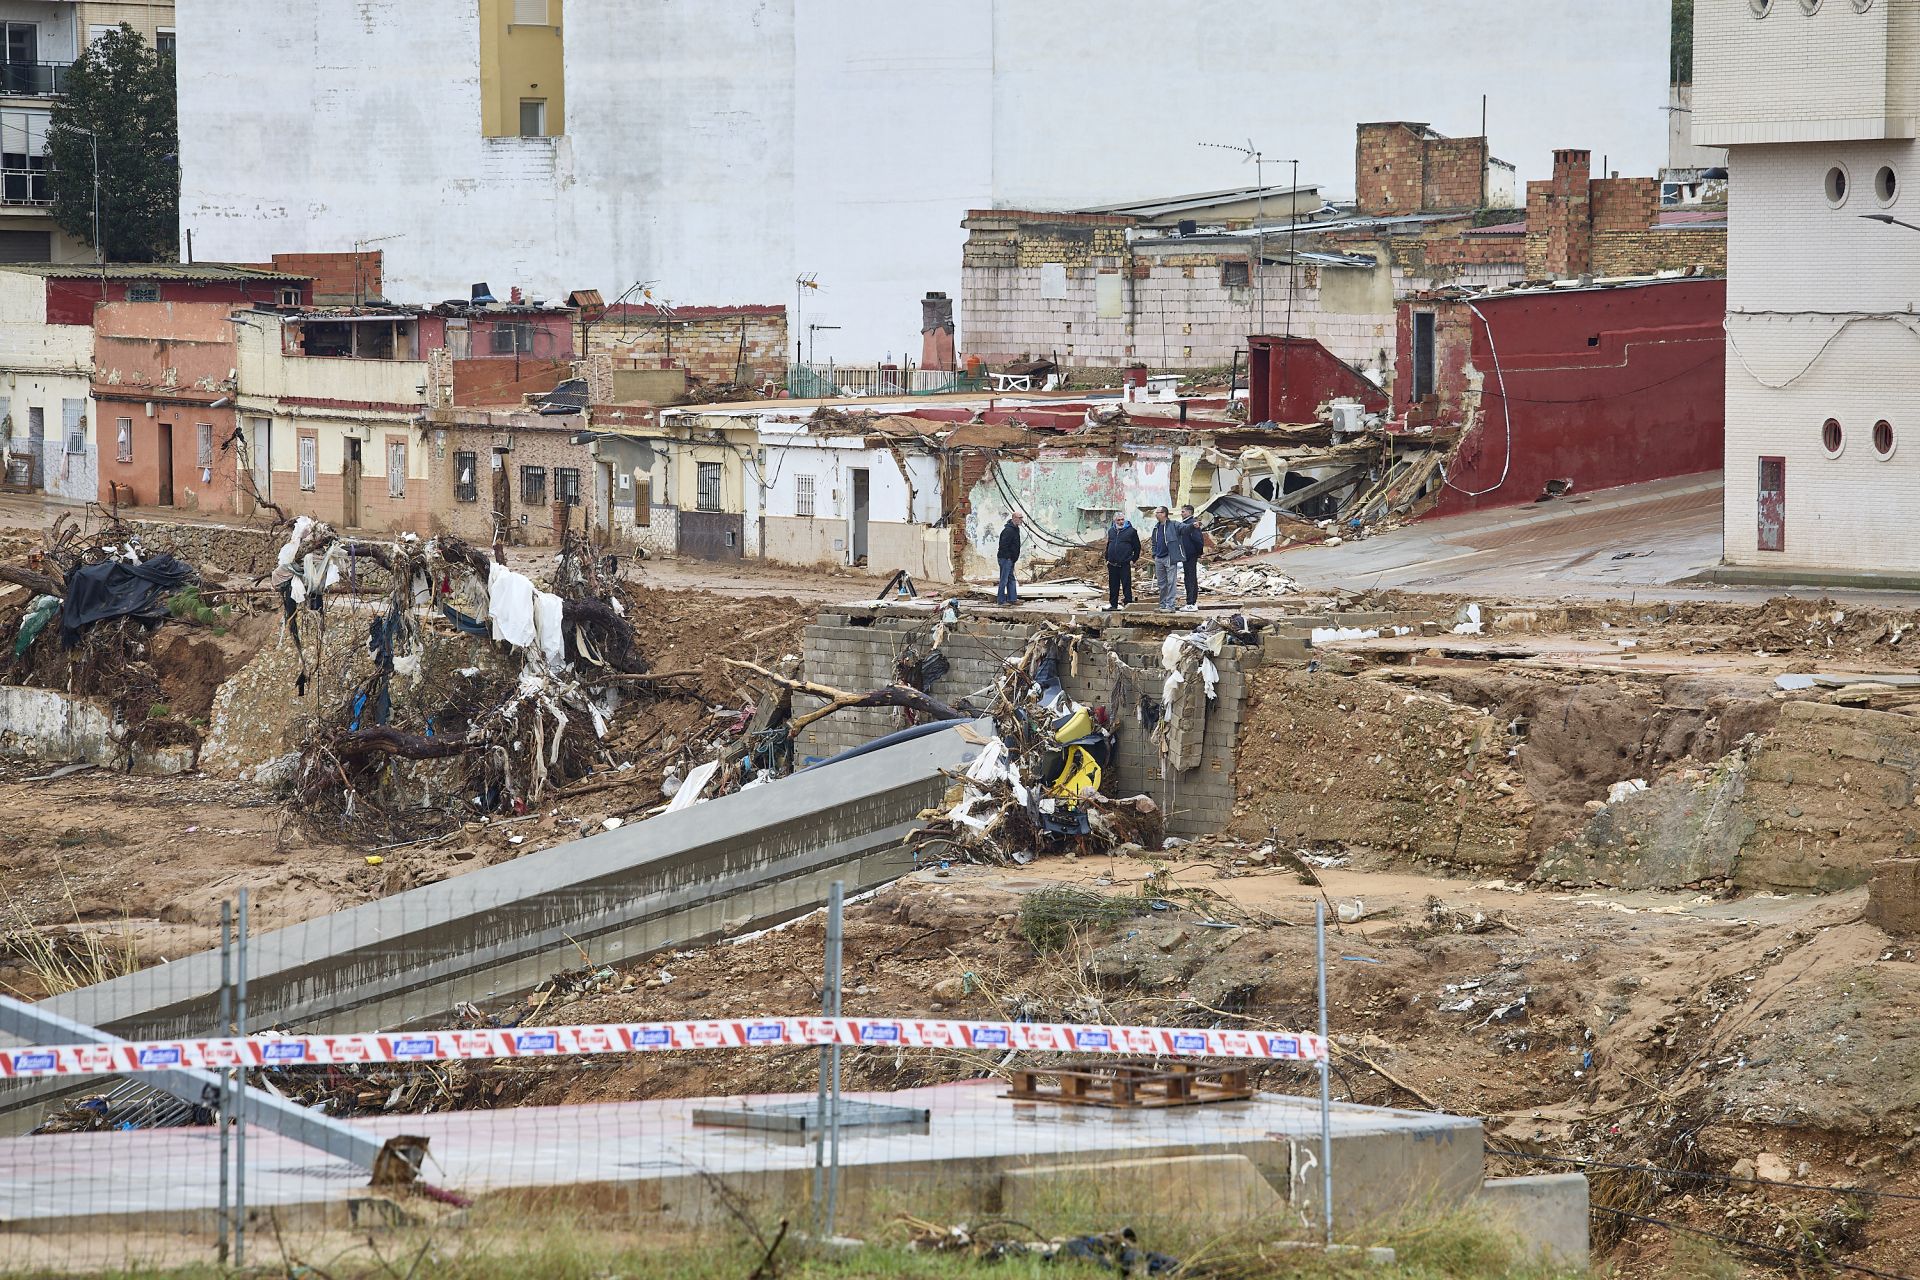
[
  {"x1": 179, "y1": 0, "x2": 1668, "y2": 363},
  {"x1": 1704, "y1": 0, "x2": 1920, "y2": 574}
]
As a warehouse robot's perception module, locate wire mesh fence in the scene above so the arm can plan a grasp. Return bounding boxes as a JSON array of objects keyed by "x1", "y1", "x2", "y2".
[{"x1": 0, "y1": 881, "x2": 1386, "y2": 1277}]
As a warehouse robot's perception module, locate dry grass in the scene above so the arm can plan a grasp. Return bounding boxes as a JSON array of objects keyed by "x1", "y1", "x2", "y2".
[{"x1": 0, "y1": 853, "x2": 138, "y2": 998}]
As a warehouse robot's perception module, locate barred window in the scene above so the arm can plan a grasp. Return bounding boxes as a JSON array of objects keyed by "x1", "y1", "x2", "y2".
[
  {"x1": 298, "y1": 435, "x2": 317, "y2": 490},
  {"x1": 387, "y1": 440, "x2": 406, "y2": 497},
  {"x1": 454, "y1": 450, "x2": 478, "y2": 502},
  {"x1": 556, "y1": 466, "x2": 581, "y2": 506},
  {"x1": 196, "y1": 423, "x2": 213, "y2": 468},
  {"x1": 696, "y1": 461, "x2": 722, "y2": 512},
  {"x1": 115, "y1": 417, "x2": 132, "y2": 462},
  {"x1": 521, "y1": 465, "x2": 547, "y2": 506},
  {"x1": 795, "y1": 474, "x2": 815, "y2": 517}
]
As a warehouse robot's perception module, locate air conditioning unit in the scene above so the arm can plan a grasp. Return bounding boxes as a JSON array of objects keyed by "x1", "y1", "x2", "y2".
[{"x1": 1329, "y1": 399, "x2": 1368, "y2": 438}]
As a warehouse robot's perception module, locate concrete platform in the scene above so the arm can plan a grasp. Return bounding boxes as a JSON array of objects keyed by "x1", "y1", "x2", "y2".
[{"x1": 0, "y1": 1082, "x2": 1483, "y2": 1241}]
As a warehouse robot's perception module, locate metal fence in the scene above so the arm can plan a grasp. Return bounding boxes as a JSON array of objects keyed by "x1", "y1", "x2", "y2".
[
  {"x1": 788, "y1": 363, "x2": 986, "y2": 399},
  {"x1": 0, "y1": 882, "x2": 1348, "y2": 1275}
]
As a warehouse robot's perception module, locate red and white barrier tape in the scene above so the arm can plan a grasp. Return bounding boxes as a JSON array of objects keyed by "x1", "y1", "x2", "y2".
[{"x1": 1, "y1": 1018, "x2": 1325, "y2": 1078}]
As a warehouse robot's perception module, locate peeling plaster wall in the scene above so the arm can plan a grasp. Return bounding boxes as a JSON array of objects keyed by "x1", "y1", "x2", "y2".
[{"x1": 963, "y1": 451, "x2": 1175, "y2": 580}]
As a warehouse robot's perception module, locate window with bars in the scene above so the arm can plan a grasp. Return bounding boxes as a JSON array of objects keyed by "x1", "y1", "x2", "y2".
[
  {"x1": 115, "y1": 417, "x2": 131, "y2": 462},
  {"x1": 196, "y1": 423, "x2": 213, "y2": 468},
  {"x1": 555, "y1": 466, "x2": 581, "y2": 506},
  {"x1": 454, "y1": 450, "x2": 478, "y2": 502},
  {"x1": 489, "y1": 321, "x2": 534, "y2": 354},
  {"x1": 521, "y1": 465, "x2": 547, "y2": 506},
  {"x1": 795, "y1": 473, "x2": 816, "y2": 517},
  {"x1": 62, "y1": 399, "x2": 83, "y2": 453},
  {"x1": 696, "y1": 461, "x2": 723, "y2": 512},
  {"x1": 298, "y1": 435, "x2": 317, "y2": 491},
  {"x1": 387, "y1": 440, "x2": 406, "y2": 497}
]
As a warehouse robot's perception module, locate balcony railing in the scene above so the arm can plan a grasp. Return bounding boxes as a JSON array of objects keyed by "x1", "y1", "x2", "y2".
[
  {"x1": 0, "y1": 61, "x2": 69, "y2": 97},
  {"x1": 0, "y1": 167, "x2": 50, "y2": 206}
]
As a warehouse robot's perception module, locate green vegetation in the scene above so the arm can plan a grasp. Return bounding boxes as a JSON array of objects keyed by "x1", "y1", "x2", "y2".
[
  {"x1": 47, "y1": 24, "x2": 178, "y2": 262},
  {"x1": 41, "y1": 1209, "x2": 1586, "y2": 1279},
  {"x1": 1673, "y1": 0, "x2": 1694, "y2": 85},
  {"x1": 1015, "y1": 886, "x2": 1154, "y2": 953}
]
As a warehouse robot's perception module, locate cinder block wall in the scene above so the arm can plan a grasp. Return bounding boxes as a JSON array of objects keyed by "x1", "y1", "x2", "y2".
[{"x1": 798, "y1": 614, "x2": 1253, "y2": 836}]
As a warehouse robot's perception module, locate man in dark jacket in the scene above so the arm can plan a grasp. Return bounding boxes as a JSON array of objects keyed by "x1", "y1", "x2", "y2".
[
  {"x1": 996, "y1": 513, "x2": 1024, "y2": 604},
  {"x1": 1103, "y1": 512, "x2": 1141, "y2": 610},
  {"x1": 1150, "y1": 506, "x2": 1179, "y2": 610},
  {"x1": 1178, "y1": 503, "x2": 1206, "y2": 612}
]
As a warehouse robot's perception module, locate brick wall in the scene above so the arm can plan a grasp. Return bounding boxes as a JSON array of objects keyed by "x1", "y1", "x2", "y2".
[
  {"x1": 582, "y1": 307, "x2": 788, "y2": 385},
  {"x1": 1356, "y1": 123, "x2": 1489, "y2": 216},
  {"x1": 1592, "y1": 228, "x2": 1728, "y2": 277},
  {"x1": 1590, "y1": 176, "x2": 1658, "y2": 233},
  {"x1": 1422, "y1": 134, "x2": 1489, "y2": 211},
  {"x1": 1356, "y1": 123, "x2": 1428, "y2": 216},
  {"x1": 798, "y1": 615, "x2": 1253, "y2": 836}
]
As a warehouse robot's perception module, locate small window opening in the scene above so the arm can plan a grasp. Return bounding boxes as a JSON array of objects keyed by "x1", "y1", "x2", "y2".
[
  {"x1": 1877, "y1": 166, "x2": 1897, "y2": 205},
  {"x1": 1874, "y1": 418, "x2": 1895, "y2": 457},
  {"x1": 1826, "y1": 166, "x2": 1850, "y2": 206},
  {"x1": 1822, "y1": 417, "x2": 1844, "y2": 454}
]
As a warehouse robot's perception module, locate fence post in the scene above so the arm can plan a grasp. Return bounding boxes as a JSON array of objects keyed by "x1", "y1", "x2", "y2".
[
  {"x1": 811, "y1": 879, "x2": 846, "y2": 1238},
  {"x1": 235, "y1": 888, "x2": 249, "y2": 1268},
  {"x1": 1317, "y1": 899, "x2": 1333, "y2": 1246},
  {"x1": 216, "y1": 900, "x2": 231, "y2": 1267},
  {"x1": 825, "y1": 880, "x2": 845, "y2": 1238}
]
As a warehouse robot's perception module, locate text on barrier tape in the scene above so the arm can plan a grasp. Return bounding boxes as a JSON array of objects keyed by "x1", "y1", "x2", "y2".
[{"x1": 0, "y1": 1018, "x2": 1326, "y2": 1078}]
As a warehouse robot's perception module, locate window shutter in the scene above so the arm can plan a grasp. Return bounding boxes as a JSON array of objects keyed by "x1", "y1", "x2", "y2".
[{"x1": 513, "y1": 0, "x2": 549, "y2": 24}]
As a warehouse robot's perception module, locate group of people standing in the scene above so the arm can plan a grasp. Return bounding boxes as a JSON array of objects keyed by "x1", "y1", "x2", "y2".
[{"x1": 994, "y1": 506, "x2": 1208, "y2": 613}]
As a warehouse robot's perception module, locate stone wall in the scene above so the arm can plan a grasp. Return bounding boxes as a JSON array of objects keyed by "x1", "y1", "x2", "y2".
[{"x1": 798, "y1": 614, "x2": 1254, "y2": 836}]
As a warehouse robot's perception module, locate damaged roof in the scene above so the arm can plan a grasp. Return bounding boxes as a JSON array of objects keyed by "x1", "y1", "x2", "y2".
[{"x1": 0, "y1": 262, "x2": 312, "y2": 282}]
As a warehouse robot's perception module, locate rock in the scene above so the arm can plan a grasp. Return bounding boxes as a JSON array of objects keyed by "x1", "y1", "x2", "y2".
[
  {"x1": 931, "y1": 975, "x2": 967, "y2": 1002},
  {"x1": 1730, "y1": 1157, "x2": 1756, "y2": 1181},
  {"x1": 1754, "y1": 1152, "x2": 1791, "y2": 1183}
]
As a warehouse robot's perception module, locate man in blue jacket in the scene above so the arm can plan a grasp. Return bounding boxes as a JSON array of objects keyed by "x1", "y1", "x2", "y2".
[
  {"x1": 1178, "y1": 504, "x2": 1206, "y2": 612},
  {"x1": 1103, "y1": 511, "x2": 1141, "y2": 611},
  {"x1": 996, "y1": 512, "x2": 1023, "y2": 605}
]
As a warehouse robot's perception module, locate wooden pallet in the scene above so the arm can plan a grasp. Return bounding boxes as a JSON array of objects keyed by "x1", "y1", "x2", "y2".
[{"x1": 1004, "y1": 1060, "x2": 1253, "y2": 1109}]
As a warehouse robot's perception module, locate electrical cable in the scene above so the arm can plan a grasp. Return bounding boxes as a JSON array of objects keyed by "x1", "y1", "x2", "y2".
[
  {"x1": 1449, "y1": 350, "x2": 1723, "y2": 406},
  {"x1": 1723, "y1": 311, "x2": 1920, "y2": 390},
  {"x1": 1439, "y1": 300, "x2": 1513, "y2": 498},
  {"x1": 1484, "y1": 1148, "x2": 1920, "y2": 1203},
  {"x1": 1590, "y1": 1206, "x2": 1914, "y2": 1280},
  {"x1": 987, "y1": 466, "x2": 1091, "y2": 551}
]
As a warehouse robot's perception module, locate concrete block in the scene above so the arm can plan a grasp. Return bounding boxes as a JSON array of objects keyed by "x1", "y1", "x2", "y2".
[
  {"x1": 1475, "y1": 1174, "x2": 1588, "y2": 1271},
  {"x1": 1000, "y1": 1154, "x2": 1283, "y2": 1231},
  {"x1": 1868, "y1": 858, "x2": 1920, "y2": 935}
]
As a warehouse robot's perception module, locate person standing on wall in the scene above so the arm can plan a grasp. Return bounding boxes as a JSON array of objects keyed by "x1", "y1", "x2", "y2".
[
  {"x1": 996, "y1": 512, "x2": 1024, "y2": 605},
  {"x1": 1103, "y1": 510, "x2": 1141, "y2": 612},
  {"x1": 1150, "y1": 506, "x2": 1179, "y2": 611},
  {"x1": 1178, "y1": 503, "x2": 1207, "y2": 613}
]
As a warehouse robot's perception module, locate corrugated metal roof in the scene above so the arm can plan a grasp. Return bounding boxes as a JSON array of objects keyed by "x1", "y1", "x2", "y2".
[
  {"x1": 1655, "y1": 209, "x2": 1728, "y2": 228},
  {"x1": 0, "y1": 262, "x2": 310, "y2": 281}
]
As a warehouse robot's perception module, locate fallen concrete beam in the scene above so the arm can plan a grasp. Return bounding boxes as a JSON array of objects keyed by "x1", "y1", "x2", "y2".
[
  {"x1": 0, "y1": 722, "x2": 982, "y2": 1126},
  {"x1": 0, "y1": 996, "x2": 395, "y2": 1175}
]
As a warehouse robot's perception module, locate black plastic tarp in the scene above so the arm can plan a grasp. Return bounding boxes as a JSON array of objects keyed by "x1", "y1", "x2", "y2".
[{"x1": 58, "y1": 554, "x2": 196, "y2": 648}]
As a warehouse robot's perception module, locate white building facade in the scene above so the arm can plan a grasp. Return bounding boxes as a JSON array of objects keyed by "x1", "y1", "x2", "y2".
[
  {"x1": 1697, "y1": 0, "x2": 1920, "y2": 575},
  {"x1": 176, "y1": 0, "x2": 1668, "y2": 364}
]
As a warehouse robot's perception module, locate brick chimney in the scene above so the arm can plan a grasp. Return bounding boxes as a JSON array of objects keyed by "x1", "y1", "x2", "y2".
[
  {"x1": 920, "y1": 291, "x2": 956, "y2": 371},
  {"x1": 1548, "y1": 148, "x2": 1592, "y2": 277}
]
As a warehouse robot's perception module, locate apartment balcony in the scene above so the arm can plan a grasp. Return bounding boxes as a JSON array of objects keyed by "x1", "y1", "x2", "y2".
[
  {"x1": 0, "y1": 166, "x2": 50, "y2": 206},
  {"x1": 0, "y1": 60, "x2": 69, "y2": 97}
]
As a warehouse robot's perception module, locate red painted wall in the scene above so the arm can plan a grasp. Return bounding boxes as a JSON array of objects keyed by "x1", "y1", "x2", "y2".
[
  {"x1": 1411, "y1": 278, "x2": 1726, "y2": 517},
  {"x1": 1247, "y1": 336, "x2": 1388, "y2": 425},
  {"x1": 45, "y1": 277, "x2": 311, "y2": 326}
]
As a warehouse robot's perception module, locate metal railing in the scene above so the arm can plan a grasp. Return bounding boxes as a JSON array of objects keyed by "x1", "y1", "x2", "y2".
[
  {"x1": 0, "y1": 166, "x2": 51, "y2": 206},
  {"x1": 788, "y1": 363, "x2": 985, "y2": 399},
  {"x1": 0, "y1": 60, "x2": 70, "y2": 96}
]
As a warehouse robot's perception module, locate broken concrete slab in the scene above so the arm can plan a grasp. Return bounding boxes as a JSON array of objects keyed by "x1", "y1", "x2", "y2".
[{"x1": 1475, "y1": 1173, "x2": 1588, "y2": 1270}]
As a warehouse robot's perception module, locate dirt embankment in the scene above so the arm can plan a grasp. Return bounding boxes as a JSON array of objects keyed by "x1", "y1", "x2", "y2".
[{"x1": 1228, "y1": 658, "x2": 1920, "y2": 898}]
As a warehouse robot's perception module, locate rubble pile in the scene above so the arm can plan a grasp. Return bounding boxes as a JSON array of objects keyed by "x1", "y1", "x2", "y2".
[{"x1": 906, "y1": 622, "x2": 1170, "y2": 864}]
